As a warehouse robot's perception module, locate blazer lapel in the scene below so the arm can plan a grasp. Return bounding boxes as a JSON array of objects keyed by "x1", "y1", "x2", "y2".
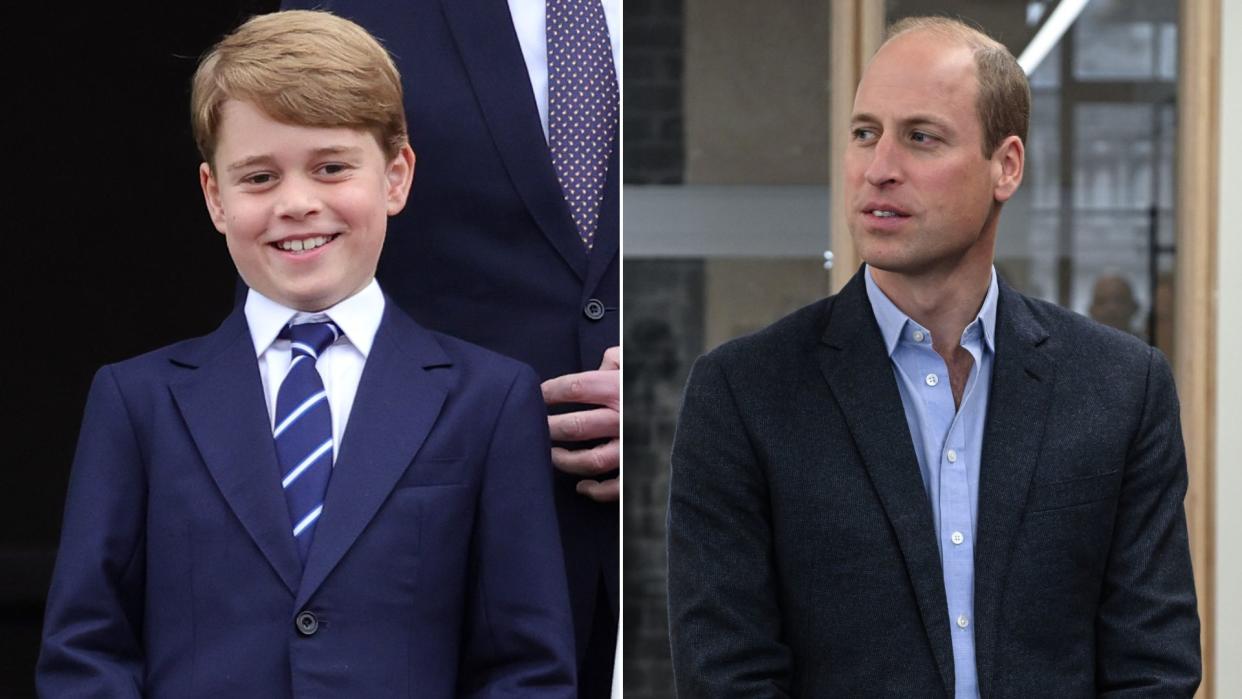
[
  {"x1": 972, "y1": 283, "x2": 1054, "y2": 696},
  {"x1": 440, "y1": 0, "x2": 588, "y2": 281},
  {"x1": 581, "y1": 136, "x2": 620, "y2": 297},
  {"x1": 169, "y1": 309, "x2": 302, "y2": 596},
  {"x1": 295, "y1": 304, "x2": 451, "y2": 611},
  {"x1": 818, "y1": 270, "x2": 955, "y2": 695}
]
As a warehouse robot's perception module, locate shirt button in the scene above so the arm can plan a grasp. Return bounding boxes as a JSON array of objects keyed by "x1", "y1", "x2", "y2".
[
  {"x1": 925, "y1": 373, "x2": 939, "y2": 387},
  {"x1": 951, "y1": 531, "x2": 964, "y2": 545},
  {"x1": 957, "y1": 614, "x2": 970, "y2": 629},
  {"x1": 946, "y1": 449, "x2": 958, "y2": 463},
  {"x1": 913, "y1": 330, "x2": 925, "y2": 342}
]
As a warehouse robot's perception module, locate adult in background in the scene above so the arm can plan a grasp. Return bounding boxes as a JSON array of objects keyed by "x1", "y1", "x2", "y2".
[{"x1": 279, "y1": 1, "x2": 620, "y2": 695}]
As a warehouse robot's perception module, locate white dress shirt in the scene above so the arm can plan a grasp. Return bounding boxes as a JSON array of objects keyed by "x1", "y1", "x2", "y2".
[
  {"x1": 506, "y1": 0, "x2": 621, "y2": 140},
  {"x1": 244, "y1": 279, "x2": 386, "y2": 460}
]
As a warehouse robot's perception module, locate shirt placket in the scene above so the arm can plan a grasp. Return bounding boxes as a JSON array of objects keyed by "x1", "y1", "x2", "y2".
[
  {"x1": 945, "y1": 329, "x2": 984, "y2": 697},
  {"x1": 916, "y1": 333, "x2": 978, "y2": 698},
  {"x1": 941, "y1": 412, "x2": 976, "y2": 694}
]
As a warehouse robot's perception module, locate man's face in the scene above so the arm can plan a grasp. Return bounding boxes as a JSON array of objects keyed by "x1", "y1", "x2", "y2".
[
  {"x1": 844, "y1": 31, "x2": 1020, "y2": 279},
  {"x1": 200, "y1": 99, "x2": 414, "y2": 312}
]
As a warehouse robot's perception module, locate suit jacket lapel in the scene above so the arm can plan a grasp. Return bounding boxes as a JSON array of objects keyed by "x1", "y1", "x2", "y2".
[
  {"x1": 972, "y1": 283, "x2": 1054, "y2": 696},
  {"x1": 818, "y1": 270, "x2": 955, "y2": 695},
  {"x1": 295, "y1": 304, "x2": 450, "y2": 611},
  {"x1": 169, "y1": 309, "x2": 302, "y2": 596},
  {"x1": 440, "y1": 0, "x2": 588, "y2": 281},
  {"x1": 582, "y1": 136, "x2": 619, "y2": 297}
]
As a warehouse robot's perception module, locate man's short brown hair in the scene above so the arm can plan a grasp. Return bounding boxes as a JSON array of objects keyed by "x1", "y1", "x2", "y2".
[
  {"x1": 886, "y1": 16, "x2": 1030, "y2": 158},
  {"x1": 191, "y1": 10, "x2": 407, "y2": 166}
]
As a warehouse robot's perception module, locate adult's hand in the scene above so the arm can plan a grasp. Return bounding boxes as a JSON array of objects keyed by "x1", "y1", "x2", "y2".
[{"x1": 541, "y1": 346, "x2": 620, "y2": 502}]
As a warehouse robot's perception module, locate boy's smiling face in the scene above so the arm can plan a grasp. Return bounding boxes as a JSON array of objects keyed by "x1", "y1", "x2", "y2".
[{"x1": 200, "y1": 99, "x2": 414, "y2": 312}]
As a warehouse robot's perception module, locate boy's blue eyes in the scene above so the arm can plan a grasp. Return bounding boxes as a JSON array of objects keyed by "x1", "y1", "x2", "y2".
[{"x1": 240, "y1": 164, "x2": 352, "y2": 186}]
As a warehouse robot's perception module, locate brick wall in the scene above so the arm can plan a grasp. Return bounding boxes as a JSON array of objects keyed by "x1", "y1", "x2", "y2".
[
  {"x1": 623, "y1": 1, "x2": 689, "y2": 693},
  {"x1": 624, "y1": 0, "x2": 684, "y2": 184},
  {"x1": 622, "y1": 260, "x2": 702, "y2": 698}
]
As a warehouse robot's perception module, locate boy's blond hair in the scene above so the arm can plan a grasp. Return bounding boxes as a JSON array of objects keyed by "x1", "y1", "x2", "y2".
[{"x1": 191, "y1": 10, "x2": 407, "y2": 166}]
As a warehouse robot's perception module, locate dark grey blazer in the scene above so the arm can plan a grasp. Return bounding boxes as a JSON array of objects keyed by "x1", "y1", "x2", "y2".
[{"x1": 667, "y1": 268, "x2": 1200, "y2": 697}]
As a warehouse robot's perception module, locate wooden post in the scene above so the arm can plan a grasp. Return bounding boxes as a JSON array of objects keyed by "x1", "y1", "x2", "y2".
[
  {"x1": 829, "y1": 0, "x2": 885, "y2": 291},
  {"x1": 1177, "y1": 0, "x2": 1219, "y2": 694}
]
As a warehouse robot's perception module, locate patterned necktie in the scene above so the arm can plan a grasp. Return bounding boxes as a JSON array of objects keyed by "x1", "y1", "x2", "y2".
[
  {"x1": 547, "y1": 0, "x2": 618, "y2": 251},
  {"x1": 273, "y1": 320, "x2": 340, "y2": 562}
]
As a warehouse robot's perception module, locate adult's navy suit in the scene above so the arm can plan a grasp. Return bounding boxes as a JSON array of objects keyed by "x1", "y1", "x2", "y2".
[
  {"x1": 668, "y1": 269, "x2": 1200, "y2": 697},
  {"x1": 279, "y1": 2, "x2": 620, "y2": 692},
  {"x1": 37, "y1": 302, "x2": 576, "y2": 697},
  {"x1": 283, "y1": 0, "x2": 625, "y2": 690}
]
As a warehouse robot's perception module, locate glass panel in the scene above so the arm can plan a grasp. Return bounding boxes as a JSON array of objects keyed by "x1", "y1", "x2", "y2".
[
  {"x1": 1028, "y1": 93, "x2": 1061, "y2": 209},
  {"x1": 1073, "y1": 104, "x2": 1156, "y2": 210},
  {"x1": 1073, "y1": 11, "x2": 1157, "y2": 80},
  {"x1": 1072, "y1": 0, "x2": 1178, "y2": 82}
]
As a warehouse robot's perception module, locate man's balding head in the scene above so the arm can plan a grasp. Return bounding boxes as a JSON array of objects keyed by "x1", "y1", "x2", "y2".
[{"x1": 883, "y1": 17, "x2": 1030, "y2": 158}]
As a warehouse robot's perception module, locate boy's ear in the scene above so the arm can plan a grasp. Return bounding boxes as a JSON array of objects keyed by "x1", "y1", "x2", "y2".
[
  {"x1": 385, "y1": 144, "x2": 416, "y2": 216},
  {"x1": 199, "y1": 162, "x2": 228, "y2": 234}
]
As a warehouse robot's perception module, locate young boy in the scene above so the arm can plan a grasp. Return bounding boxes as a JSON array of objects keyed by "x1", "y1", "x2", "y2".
[{"x1": 36, "y1": 11, "x2": 576, "y2": 697}]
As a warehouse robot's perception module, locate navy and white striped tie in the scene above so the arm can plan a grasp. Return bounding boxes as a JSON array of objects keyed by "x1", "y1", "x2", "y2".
[{"x1": 274, "y1": 320, "x2": 340, "y2": 562}]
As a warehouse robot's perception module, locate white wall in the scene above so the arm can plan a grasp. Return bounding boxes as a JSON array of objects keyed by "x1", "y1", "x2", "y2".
[{"x1": 1215, "y1": 0, "x2": 1242, "y2": 692}]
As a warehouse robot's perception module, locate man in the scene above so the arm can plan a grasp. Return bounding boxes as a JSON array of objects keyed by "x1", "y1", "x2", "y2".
[
  {"x1": 667, "y1": 17, "x2": 1200, "y2": 697},
  {"x1": 274, "y1": 2, "x2": 620, "y2": 694}
]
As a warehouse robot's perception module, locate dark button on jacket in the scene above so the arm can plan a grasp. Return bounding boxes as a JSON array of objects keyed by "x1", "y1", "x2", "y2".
[
  {"x1": 295, "y1": 611, "x2": 318, "y2": 637},
  {"x1": 583, "y1": 298, "x2": 606, "y2": 321}
]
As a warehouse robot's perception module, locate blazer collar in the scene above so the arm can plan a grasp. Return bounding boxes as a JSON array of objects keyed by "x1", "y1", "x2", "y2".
[
  {"x1": 293, "y1": 301, "x2": 451, "y2": 610},
  {"x1": 169, "y1": 307, "x2": 304, "y2": 595},
  {"x1": 819, "y1": 268, "x2": 1056, "y2": 696},
  {"x1": 972, "y1": 278, "x2": 1054, "y2": 697},
  {"x1": 582, "y1": 132, "x2": 620, "y2": 296},
  {"x1": 818, "y1": 267, "x2": 956, "y2": 695},
  {"x1": 167, "y1": 302, "x2": 453, "y2": 607},
  {"x1": 440, "y1": 0, "x2": 590, "y2": 282}
]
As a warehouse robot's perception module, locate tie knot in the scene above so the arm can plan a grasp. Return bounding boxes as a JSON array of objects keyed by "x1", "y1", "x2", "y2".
[{"x1": 283, "y1": 321, "x2": 340, "y2": 359}]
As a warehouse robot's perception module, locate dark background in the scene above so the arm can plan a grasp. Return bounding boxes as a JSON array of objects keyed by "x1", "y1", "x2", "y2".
[
  {"x1": 621, "y1": 0, "x2": 688, "y2": 694},
  {"x1": 6, "y1": 4, "x2": 276, "y2": 694}
]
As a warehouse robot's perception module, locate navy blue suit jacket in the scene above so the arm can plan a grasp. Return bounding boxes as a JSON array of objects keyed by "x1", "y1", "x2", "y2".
[
  {"x1": 279, "y1": 1, "x2": 621, "y2": 690},
  {"x1": 668, "y1": 270, "x2": 1200, "y2": 696},
  {"x1": 37, "y1": 302, "x2": 576, "y2": 697}
]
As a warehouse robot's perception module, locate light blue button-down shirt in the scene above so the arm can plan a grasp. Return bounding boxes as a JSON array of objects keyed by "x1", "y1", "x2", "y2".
[{"x1": 864, "y1": 265, "x2": 998, "y2": 699}]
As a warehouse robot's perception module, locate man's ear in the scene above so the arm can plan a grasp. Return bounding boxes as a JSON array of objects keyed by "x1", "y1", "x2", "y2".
[
  {"x1": 385, "y1": 144, "x2": 416, "y2": 216},
  {"x1": 992, "y1": 134, "x2": 1025, "y2": 203},
  {"x1": 199, "y1": 162, "x2": 228, "y2": 234}
]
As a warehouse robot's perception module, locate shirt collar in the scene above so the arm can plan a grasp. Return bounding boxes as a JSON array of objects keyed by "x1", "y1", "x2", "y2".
[
  {"x1": 863, "y1": 264, "x2": 998, "y2": 356},
  {"x1": 244, "y1": 279, "x2": 386, "y2": 358},
  {"x1": 975, "y1": 268, "x2": 999, "y2": 353}
]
